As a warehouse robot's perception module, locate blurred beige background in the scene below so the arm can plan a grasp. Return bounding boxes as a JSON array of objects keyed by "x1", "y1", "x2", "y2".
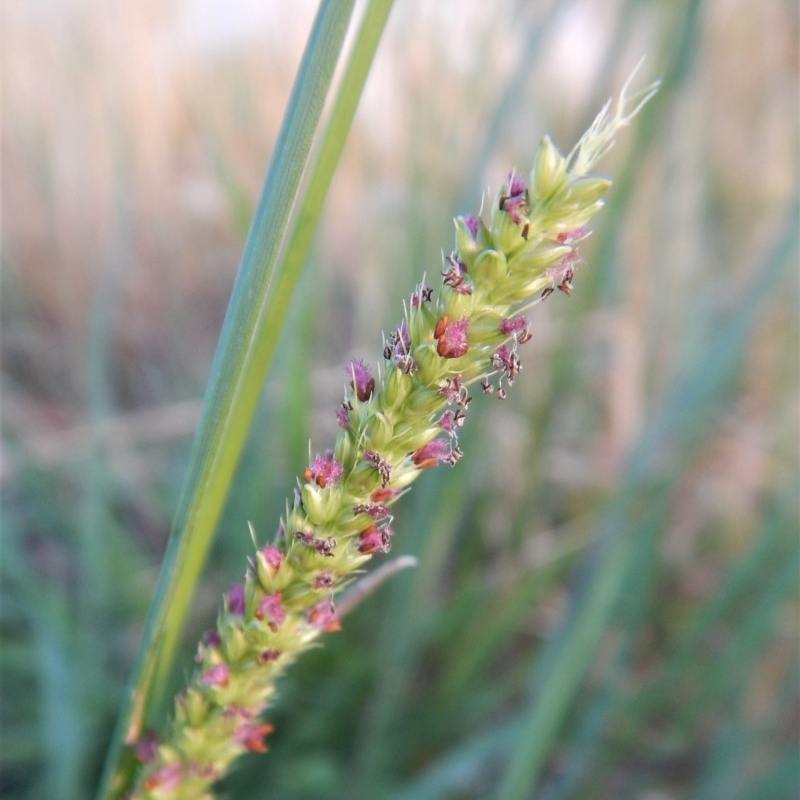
[{"x1": 3, "y1": 0, "x2": 795, "y2": 478}]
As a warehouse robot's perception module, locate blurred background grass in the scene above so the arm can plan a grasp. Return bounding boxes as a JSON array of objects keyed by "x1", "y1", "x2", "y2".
[{"x1": 1, "y1": 1, "x2": 798, "y2": 799}]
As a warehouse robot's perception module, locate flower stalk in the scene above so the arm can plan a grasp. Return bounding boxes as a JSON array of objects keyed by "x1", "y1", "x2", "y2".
[{"x1": 131, "y1": 73, "x2": 658, "y2": 799}]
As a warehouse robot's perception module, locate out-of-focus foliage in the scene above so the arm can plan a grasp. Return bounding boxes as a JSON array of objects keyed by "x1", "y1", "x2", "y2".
[{"x1": 1, "y1": 1, "x2": 797, "y2": 799}]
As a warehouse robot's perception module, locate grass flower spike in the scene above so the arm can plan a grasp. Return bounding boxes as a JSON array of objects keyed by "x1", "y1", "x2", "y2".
[{"x1": 132, "y1": 74, "x2": 658, "y2": 799}]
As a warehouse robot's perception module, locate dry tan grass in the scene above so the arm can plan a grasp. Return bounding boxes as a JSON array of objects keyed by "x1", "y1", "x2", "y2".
[{"x1": 2, "y1": 0, "x2": 796, "y2": 566}]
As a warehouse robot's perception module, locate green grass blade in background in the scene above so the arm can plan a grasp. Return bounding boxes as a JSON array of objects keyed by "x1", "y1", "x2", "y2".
[
  {"x1": 589, "y1": 0, "x2": 704, "y2": 301},
  {"x1": 493, "y1": 202, "x2": 798, "y2": 800},
  {"x1": 96, "y1": 3, "x2": 360, "y2": 797}
]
